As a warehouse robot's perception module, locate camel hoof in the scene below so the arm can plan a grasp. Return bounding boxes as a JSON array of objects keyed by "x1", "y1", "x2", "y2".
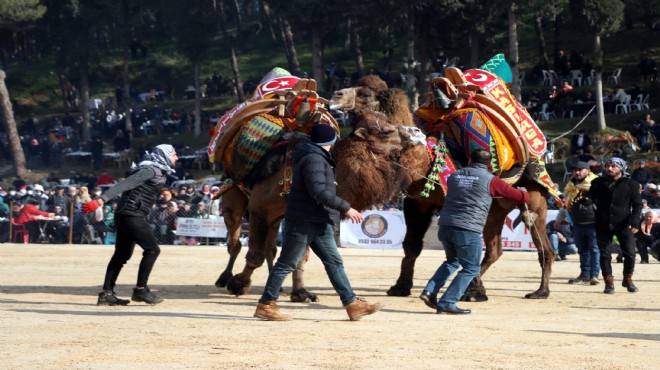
[
  {"x1": 226, "y1": 275, "x2": 252, "y2": 296},
  {"x1": 290, "y1": 288, "x2": 319, "y2": 303},
  {"x1": 215, "y1": 271, "x2": 233, "y2": 288},
  {"x1": 524, "y1": 290, "x2": 550, "y2": 299},
  {"x1": 386, "y1": 285, "x2": 411, "y2": 297},
  {"x1": 460, "y1": 292, "x2": 488, "y2": 302}
]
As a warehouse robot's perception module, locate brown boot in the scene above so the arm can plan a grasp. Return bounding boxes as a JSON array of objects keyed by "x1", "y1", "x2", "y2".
[
  {"x1": 254, "y1": 301, "x2": 292, "y2": 321},
  {"x1": 345, "y1": 297, "x2": 383, "y2": 321},
  {"x1": 622, "y1": 274, "x2": 639, "y2": 293},
  {"x1": 603, "y1": 275, "x2": 615, "y2": 294}
]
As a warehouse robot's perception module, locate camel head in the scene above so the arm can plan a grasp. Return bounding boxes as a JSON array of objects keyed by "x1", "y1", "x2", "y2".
[
  {"x1": 329, "y1": 75, "x2": 414, "y2": 127},
  {"x1": 333, "y1": 110, "x2": 430, "y2": 212}
]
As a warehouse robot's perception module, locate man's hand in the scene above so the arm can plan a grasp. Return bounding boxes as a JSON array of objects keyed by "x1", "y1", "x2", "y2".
[
  {"x1": 345, "y1": 208, "x2": 364, "y2": 224},
  {"x1": 82, "y1": 199, "x2": 101, "y2": 214}
]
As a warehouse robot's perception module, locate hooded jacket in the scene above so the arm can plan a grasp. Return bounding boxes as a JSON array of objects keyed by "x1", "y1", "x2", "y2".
[{"x1": 284, "y1": 142, "x2": 350, "y2": 225}]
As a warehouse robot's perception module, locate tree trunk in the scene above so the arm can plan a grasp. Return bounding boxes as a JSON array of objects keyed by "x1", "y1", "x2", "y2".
[
  {"x1": 534, "y1": 14, "x2": 548, "y2": 65},
  {"x1": 121, "y1": 0, "x2": 132, "y2": 136},
  {"x1": 593, "y1": 33, "x2": 606, "y2": 131},
  {"x1": 228, "y1": 0, "x2": 243, "y2": 44},
  {"x1": 0, "y1": 70, "x2": 27, "y2": 178},
  {"x1": 193, "y1": 62, "x2": 202, "y2": 136},
  {"x1": 260, "y1": 0, "x2": 278, "y2": 45},
  {"x1": 348, "y1": 18, "x2": 364, "y2": 75},
  {"x1": 469, "y1": 28, "x2": 479, "y2": 68},
  {"x1": 230, "y1": 46, "x2": 245, "y2": 102},
  {"x1": 79, "y1": 58, "x2": 91, "y2": 142},
  {"x1": 405, "y1": 16, "x2": 419, "y2": 111},
  {"x1": 280, "y1": 18, "x2": 300, "y2": 76},
  {"x1": 311, "y1": 27, "x2": 324, "y2": 92},
  {"x1": 507, "y1": 1, "x2": 521, "y2": 101}
]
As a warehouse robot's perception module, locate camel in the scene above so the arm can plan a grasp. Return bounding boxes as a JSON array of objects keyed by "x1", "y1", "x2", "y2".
[
  {"x1": 208, "y1": 71, "x2": 409, "y2": 302},
  {"x1": 330, "y1": 73, "x2": 556, "y2": 301}
]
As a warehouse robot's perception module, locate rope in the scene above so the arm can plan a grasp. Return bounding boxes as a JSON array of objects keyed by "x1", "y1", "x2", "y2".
[{"x1": 549, "y1": 105, "x2": 597, "y2": 142}]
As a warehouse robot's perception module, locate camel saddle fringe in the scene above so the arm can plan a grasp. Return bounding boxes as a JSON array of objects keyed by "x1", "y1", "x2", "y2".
[{"x1": 207, "y1": 78, "x2": 340, "y2": 182}]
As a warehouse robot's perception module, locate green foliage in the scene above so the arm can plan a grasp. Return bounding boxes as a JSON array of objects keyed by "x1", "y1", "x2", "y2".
[
  {"x1": 0, "y1": 0, "x2": 46, "y2": 29},
  {"x1": 571, "y1": 0, "x2": 624, "y2": 35}
]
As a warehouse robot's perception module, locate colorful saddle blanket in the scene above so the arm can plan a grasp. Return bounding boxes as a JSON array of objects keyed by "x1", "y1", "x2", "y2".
[
  {"x1": 230, "y1": 113, "x2": 287, "y2": 181},
  {"x1": 415, "y1": 107, "x2": 516, "y2": 175}
]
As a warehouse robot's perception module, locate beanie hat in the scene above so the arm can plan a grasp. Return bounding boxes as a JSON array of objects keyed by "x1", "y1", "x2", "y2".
[
  {"x1": 606, "y1": 157, "x2": 628, "y2": 173},
  {"x1": 310, "y1": 124, "x2": 337, "y2": 146}
]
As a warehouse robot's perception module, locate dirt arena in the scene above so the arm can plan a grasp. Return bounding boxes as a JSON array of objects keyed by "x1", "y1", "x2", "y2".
[{"x1": 1, "y1": 243, "x2": 659, "y2": 369}]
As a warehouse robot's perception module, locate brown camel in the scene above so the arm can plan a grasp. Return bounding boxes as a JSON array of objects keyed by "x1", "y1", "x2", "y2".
[
  {"x1": 330, "y1": 75, "x2": 555, "y2": 301},
  {"x1": 210, "y1": 76, "x2": 407, "y2": 302}
]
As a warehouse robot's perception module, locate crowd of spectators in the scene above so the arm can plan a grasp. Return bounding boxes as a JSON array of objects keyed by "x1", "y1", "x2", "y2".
[{"x1": 0, "y1": 173, "x2": 224, "y2": 246}]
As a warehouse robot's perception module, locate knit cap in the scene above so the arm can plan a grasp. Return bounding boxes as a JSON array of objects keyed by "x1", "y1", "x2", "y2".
[{"x1": 310, "y1": 124, "x2": 337, "y2": 146}]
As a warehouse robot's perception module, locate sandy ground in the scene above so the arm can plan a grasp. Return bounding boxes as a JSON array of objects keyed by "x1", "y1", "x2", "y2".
[{"x1": 1, "y1": 241, "x2": 659, "y2": 370}]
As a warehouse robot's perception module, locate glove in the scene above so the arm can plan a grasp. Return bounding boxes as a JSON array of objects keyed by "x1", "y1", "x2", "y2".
[{"x1": 82, "y1": 200, "x2": 101, "y2": 214}]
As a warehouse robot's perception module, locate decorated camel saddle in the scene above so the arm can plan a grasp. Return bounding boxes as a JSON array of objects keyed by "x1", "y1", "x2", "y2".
[
  {"x1": 414, "y1": 56, "x2": 559, "y2": 199},
  {"x1": 207, "y1": 68, "x2": 339, "y2": 184}
]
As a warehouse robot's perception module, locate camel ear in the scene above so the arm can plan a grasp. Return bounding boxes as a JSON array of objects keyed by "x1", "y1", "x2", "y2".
[{"x1": 353, "y1": 127, "x2": 368, "y2": 139}]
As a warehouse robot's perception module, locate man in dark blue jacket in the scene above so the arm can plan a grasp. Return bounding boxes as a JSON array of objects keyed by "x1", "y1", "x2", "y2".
[
  {"x1": 589, "y1": 157, "x2": 643, "y2": 294},
  {"x1": 254, "y1": 124, "x2": 382, "y2": 321}
]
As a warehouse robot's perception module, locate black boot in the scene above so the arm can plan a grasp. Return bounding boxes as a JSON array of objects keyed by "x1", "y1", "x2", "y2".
[
  {"x1": 97, "y1": 290, "x2": 130, "y2": 306},
  {"x1": 622, "y1": 274, "x2": 639, "y2": 293},
  {"x1": 603, "y1": 276, "x2": 615, "y2": 294},
  {"x1": 131, "y1": 287, "x2": 164, "y2": 305}
]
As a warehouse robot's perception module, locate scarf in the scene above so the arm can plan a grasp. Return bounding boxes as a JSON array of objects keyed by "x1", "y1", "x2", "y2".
[{"x1": 132, "y1": 144, "x2": 176, "y2": 174}]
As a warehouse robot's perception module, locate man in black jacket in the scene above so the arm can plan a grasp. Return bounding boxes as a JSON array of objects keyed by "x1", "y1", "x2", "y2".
[
  {"x1": 254, "y1": 124, "x2": 382, "y2": 321},
  {"x1": 83, "y1": 144, "x2": 178, "y2": 306},
  {"x1": 589, "y1": 157, "x2": 643, "y2": 294}
]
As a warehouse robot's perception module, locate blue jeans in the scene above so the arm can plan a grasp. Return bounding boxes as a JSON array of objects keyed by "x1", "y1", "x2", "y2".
[
  {"x1": 549, "y1": 233, "x2": 578, "y2": 257},
  {"x1": 573, "y1": 223, "x2": 600, "y2": 277},
  {"x1": 423, "y1": 225, "x2": 482, "y2": 310},
  {"x1": 259, "y1": 220, "x2": 356, "y2": 306}
]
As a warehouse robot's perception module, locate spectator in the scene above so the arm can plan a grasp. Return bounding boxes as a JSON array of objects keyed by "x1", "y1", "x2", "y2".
[
  {"x1": 631, "y1": 160, "x2": 653, "y2": 187},
  {"x1": 90, "y1": 137, "x2": 104, "y2": 170},
  {"x1": 14, "y1": 198, "x2": 55, "y2": 243},
  {"x1": 638, "y1": 52, "x2": 658, "y2": 83},
  {"x1": 634, "y1": 211, "x2": 658, "y2": 264},
  {"x1": 560, "y1": 161, "x2": 600, "y2": 285},
  {"x1": 632, "y1": 116, "x2": 652, "y2": 153},
  {"x1": 547, "y1": 218, "x2": 578, "y2": 261},
  {"x1": 589, "y1": 157, "x2": 643, "y2": 294},
  {"x1": 570, "y1": 130, "x2": 592, "y2": 154},
  {"x1": 95, "y1": 171, "x2": 115, "y2": 187}
]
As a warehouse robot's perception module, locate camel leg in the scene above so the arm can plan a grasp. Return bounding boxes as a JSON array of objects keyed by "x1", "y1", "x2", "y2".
[
  {"x1": 215, "y1": 187, "x2": 247, "y2": 288},
  {"x1": 387, "y1": 198, "x2": 435, "y2": 296},
  {"x1": 523, "y1": 184, "x2": 553, "y2": 299},
  {"x1": 462, "y1": 200, "x2": 509, "y2": 302},
  {"x1": 290, "y1": 246, "x2": 319, "y2": 302},
  {"x1": 226, "y1": 209, "x2": 269, "y2": 296}
]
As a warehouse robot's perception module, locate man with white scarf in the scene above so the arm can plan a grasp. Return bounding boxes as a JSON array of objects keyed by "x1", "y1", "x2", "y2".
[{"x1": 83, "y1": 144, "x2": 178, "y2": 306}]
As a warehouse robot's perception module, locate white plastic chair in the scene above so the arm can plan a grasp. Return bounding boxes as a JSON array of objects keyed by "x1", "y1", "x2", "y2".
[
  {"x1": 614, "y1": 94, "x2": 631, "y2": 114},
  {"x1": 570, "y1": 70, "x2": 583, "y2": 86},
  {"x1": 640, "y1": 94, "x2": 650, "y2": 110},
  {"x1": 541, "y1": 70, "x2": 553, "y2": 86},
  {"x1": 629, "y1": 94, "x2": 645, "y2": 111},
  {"x1": 538, "y1": 103, "x2": 557, "y2": 121},
  {"x1": 562, "y1": 161, "x2": 572, "y2": 183},
  {"x1": 549, "y1": 70, "x2": 560, "y2": 85},
  {"x1": 607, "y1": 68, "x2": 622, "y2": 85},
  {"x1": 584, "y1": 69, "x2": 595, "y2": 85}
]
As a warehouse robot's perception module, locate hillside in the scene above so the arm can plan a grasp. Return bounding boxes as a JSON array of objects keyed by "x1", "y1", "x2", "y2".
[{"x1": 1, "y1": 9, "x2": 659, "y2": 185}]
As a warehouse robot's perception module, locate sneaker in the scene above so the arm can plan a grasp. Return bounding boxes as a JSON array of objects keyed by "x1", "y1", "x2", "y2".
[
  {"x1": 345, "y1": 297, "x2": 383, "y2": 321},
  {"x1": 419, "y1": 291, "x2": 438, "y2": 310},
  {"x1": 131, "y1": 287, "x2": 164, "y2": 305},
  {"x1": 97, "y1": 290, "x2": 129, "y2": 306},
  {"x1": 254, "y1": 301, "x2": 292, "y2": 321},
  {"x1": 567, "y1": 275, "x2": 590, "y2": 285},
  {"x1": 589, "y1": 276, "x2": 600, "y2": 285}
]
